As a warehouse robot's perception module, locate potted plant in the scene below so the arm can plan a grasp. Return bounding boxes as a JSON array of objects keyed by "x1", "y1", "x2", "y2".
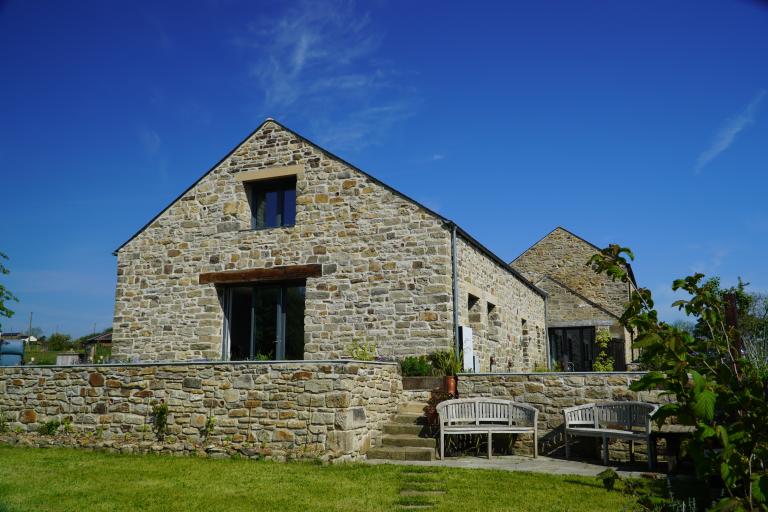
[{"x1": 428, "y1": 350, "x2": 462, "y2": 397}]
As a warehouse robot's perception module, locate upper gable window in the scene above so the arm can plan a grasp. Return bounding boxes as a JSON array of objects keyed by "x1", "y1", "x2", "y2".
[{"x1": 247, "y1": 177, "x2": 296, "y2": 229}]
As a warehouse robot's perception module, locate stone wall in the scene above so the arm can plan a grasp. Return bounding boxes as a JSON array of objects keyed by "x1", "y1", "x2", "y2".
[
  {"x1": 456, "y1": 237, "x2": 547, "y2": 372},
  {"x1": 511, "y1": 227, "x2": 634, "y2": 318},
  {"x1": 536, "y1": 278, "x2": 616, "y2": 327},
  {"x1": 0, "y1": 361, "x2": 401, "y2": 462},
  {"x1": 511, "y1": 227, "x2": 637, "y2": 366},
  {"x1": 458, "y1": 372, "x2": 667, "y2": 457},
  {"x1": 113, "y1": 120, "x2": 454, "y2": 362}
]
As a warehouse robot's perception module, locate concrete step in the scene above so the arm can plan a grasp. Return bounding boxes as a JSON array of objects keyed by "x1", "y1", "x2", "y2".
[
  {"x1": 393, "y1": 413, "x2": 428, "y2": 425},
  {"x1": 381, "y1": 434, "x2": 436, "y2": 448},
  {"x1": 398, "y1": 401, "x2": 428, "y2": 415},
  {"x1": 367, "y1": 446, "x2": 435, "y2": 461},
  {"x1": 384, "y1": 423, "x2": 426, "y2": 436}
]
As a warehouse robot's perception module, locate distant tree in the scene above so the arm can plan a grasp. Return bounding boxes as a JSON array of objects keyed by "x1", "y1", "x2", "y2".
[
  {"x1": 46, "y1": 333, "x2": 72, "y2": 351},
  {"x1": 670, "y1": 319, "x2": 695, "y2": 335},
  {"x1": 0, "y1": 251, "x2": 18, "y2": 331},
  {"x1": 28, "y1": 326, "x2": 44, "y2": 338},
  {"x1": 73, "y1": 326, "x2": 112, "y2": 348}
]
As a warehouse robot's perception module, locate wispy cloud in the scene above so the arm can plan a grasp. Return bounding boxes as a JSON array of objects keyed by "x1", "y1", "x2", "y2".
[
  {"x1": 695, "y1": 89, "x2": 766, "y2": 173},
  {"x1": 431, "y1": 154, "x2": 445, "y2": 161},
  {"x1": 137, "y1": 125, "x2": 168, "y2": 182},
  {"x1": 238, "y1": 0, "x2": 417, "y2": 151},
  {"x1": 690, "y1": 247, "x2": 728, "y2": 275}
]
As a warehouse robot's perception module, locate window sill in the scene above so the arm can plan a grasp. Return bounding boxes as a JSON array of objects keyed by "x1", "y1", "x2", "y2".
[{"x1": 238, "y1": 224, "x2": 296, "y2": 233}]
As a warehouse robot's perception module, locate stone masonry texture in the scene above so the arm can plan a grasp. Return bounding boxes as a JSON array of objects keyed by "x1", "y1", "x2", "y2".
[
  {"x1": 112, "y1": 120, "x2": 546, "y2": 365},
  {"x1": 0, "y1": 361, "x2": 401, "y2": 462},
  {"x1": 458, "y1": 372, "x2": 667, "y2": 458},
  {"x1": 511, "y1": 227, "x2": 638, "y2": 365},
  {"x1": 457, "y1": 238, "x2": 547, "y2": 372}
]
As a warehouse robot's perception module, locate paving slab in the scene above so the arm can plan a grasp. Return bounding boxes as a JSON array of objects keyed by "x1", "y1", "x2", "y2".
[{"x1": 366, "y1": 454, "x2": 661, "y2": 479}]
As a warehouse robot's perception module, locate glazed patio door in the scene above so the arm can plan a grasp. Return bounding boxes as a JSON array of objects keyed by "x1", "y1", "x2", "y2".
[{"x1": 223, "y1": 283, "x2": 305, "y2": 361}]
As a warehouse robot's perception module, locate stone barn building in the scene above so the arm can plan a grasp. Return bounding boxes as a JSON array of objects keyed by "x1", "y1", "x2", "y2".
[
  {"x1": 511, "y1": 227, "x2": 638, "y2": 371},
  {"x1": 112, "y1": 119, "x2": 547, "y2": 371}
]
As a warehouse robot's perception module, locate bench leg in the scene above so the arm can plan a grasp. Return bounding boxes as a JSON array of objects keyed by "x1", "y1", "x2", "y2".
[
  {"x1": 488, "y1": 432, "x2": 492, "y2": 459},
  {"x1": 648, "y1": 438, "x2": 655, "y2": 471},
  {"x1": 564, "y1": 432, "x2": 570, "y2": 459},
  {"x1": 533, "y1": 432, "x2": 538, "y2": 459},
  {"x1": 630, "y1": 440, "x2": 635, "y2": 464},
  {"x1": 602, "y1": 436, "x2": 609, "y2": 465},
  {"x1": 440, "y1": 431, "x2": 445, "y2": 460}
]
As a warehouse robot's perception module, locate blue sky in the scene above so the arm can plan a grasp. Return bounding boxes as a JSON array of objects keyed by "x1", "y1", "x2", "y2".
[{"x1": 1, "y1": 0, "x2": 766, "y2": 337}]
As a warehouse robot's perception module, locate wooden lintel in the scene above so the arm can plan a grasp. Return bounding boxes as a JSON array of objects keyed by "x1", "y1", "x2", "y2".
[{"x1": 199, "y1": 264, "x2": 322, "y2": 285}]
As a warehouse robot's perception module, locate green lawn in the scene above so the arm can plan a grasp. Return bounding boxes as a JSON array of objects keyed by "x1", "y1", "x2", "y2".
[{"x1": 0, "y1": 446, "x2": 642, "y2": 511}]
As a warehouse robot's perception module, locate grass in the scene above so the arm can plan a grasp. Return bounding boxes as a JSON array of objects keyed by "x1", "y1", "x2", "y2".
[
  {"x1": 0, "y1": 446, "x2": 643, "y2": 511},
  {"x1": 23, "y1": 344, "x2": 111, "y2": 365}
]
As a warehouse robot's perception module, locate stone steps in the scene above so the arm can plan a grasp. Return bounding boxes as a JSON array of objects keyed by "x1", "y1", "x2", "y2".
[
  {"x1": 369, "y1": 400, "x2": 435, "y2": 461},
  {"x1": 367, "y1": 446, "x2": 435, "y2": 461},
  {"x1": 381, "y1": 434, "x2": 436, "y2": 448},
  {"x1": 392, "y1": 413, "x2": 428, "y2": 425},
  {"x1": 384, "y1": 423, "x2": 426, "y2": 436},
  {"x1": 398, "y1": 401, "x2": 428, "y2": 415}
]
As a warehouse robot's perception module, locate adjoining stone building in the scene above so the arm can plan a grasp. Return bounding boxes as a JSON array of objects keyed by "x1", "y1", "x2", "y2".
[
  {"x1": 511, "y1": 227, "x2": 638, "y2": 371},
  {"x1": 112, "y1": 119, "x2": 546, "y2": 372}
]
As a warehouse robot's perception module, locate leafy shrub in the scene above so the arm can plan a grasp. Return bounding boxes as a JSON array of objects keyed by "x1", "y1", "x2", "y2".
[
  {"x1": 589, "y1": 244, "x2": 768, "y2": 511},
  {"x1": 37, "y1": 420, "x2": 61, "y2": 435},
  {"x1": 347, "y1": 339, "x2": 377, "y2": 361},
  {"x1": 202, "y1": 415, "x2": 216, "y2": 439},
  {"x1": 151, "y1": 402, "x2": 169, "y2": 439},
  {"x1": 591, "y1": 330, "x2": 614, "y2": 372},
  {"x1": 400, "y1": 356, "x2": 432, "y2": 376},
  {"x1": 428, "y1": 350, "x2": 462, "y2": 376}
]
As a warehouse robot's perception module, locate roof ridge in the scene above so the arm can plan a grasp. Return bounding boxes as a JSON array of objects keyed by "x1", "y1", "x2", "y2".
[{"x1": 113, "y1": 118, "x2": 545, "y2": 297}]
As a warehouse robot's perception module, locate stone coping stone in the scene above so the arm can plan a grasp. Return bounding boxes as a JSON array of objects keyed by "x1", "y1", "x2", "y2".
[
  {"x1": 458, "y1": 371, "x2": 647, "y2": 377},
  {"x1": 402, "y1": 376, "x2": 445, "y2": 391},
  {"x1": 0, "y1": 359, "x2": 399, "y2": 370}
]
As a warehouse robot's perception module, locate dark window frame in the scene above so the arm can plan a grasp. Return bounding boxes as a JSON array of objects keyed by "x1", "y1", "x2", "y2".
[{"x1": 247, "y1": 177, "x2": 297, "y2": 230}]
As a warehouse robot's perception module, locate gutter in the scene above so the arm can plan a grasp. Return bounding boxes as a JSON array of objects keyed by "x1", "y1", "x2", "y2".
[
  {"x1": 450, "y1": 223, "x2": 460, "y2": 359},
  {"x1": 544, "y1": 296, "x2": 551, "y2": 370}
]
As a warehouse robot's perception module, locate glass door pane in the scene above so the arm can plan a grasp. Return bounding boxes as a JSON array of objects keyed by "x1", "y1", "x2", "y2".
[
  {"x1": 229, "y1": 287, "x2": 253, "y2": 361},
  {"x1": 253, "y1": 286, "x2": 279, "y2": 359},
  {"x1": 284, "y1": 285, "x2": 305, "y2": 360}
]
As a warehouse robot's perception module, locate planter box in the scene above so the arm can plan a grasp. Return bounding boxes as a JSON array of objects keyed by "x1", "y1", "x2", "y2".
[{"x1": 402, "y1": 376, "x2": 445, "y2": 391}]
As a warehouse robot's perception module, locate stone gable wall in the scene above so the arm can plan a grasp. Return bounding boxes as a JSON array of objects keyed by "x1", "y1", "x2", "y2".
[
  {"x1": 0, "y1": 361, "x2": 401, "y2": 462},
  {"x1": 456, "y1": 237, "x2": 547, "y2": 372},
  {"x1": 511, "y1": 228, "x2": 631, "y2": 318},
  {"x1": 537, "y1": 278, "x2": 616, "y2": 326},
  {"x1": 113, "y1": 121, "x2": 454, "y2": 361}
]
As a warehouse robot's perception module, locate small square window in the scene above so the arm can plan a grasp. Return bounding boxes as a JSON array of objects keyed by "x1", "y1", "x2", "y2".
[{"x1": 247, "y1": 178, "x2": 296, "y2": 229}]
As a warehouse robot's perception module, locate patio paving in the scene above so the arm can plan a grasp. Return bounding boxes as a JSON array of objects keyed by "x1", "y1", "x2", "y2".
[{"x1": 365, "y1": 454, "x2": 661, "y2": 479}]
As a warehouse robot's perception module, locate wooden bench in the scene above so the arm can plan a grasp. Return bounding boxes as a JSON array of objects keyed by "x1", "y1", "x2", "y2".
[
  {"x1": 563, "y1": 401, "x2": 658, "y2": 469},
  {"x1": 436, "y1": 398, "x2": 538, "y2": 459}
]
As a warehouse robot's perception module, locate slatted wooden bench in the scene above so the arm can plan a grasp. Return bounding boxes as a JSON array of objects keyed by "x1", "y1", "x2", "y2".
[
  {"x1": 436, "y1": 398, "x2": 538, "y2": 459},
  {"x1": 563, "y1": 401, "x2": 659, "y2": 469}
]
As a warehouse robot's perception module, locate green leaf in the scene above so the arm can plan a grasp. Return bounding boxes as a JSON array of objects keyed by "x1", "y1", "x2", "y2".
[
  {"x1": 690, "y1": 370, "x2": 705, "y2": 394},
  {"x1": 751, "y1": 474, "x2": 768, "y2": 503},
  {"x1": 716, "y1": 425, "x2": 729, "y2": 448},
  {"x1": 721, "y1": 462, "x2": 736, "y2": 488},
  {"x1": 630, "y1": 371, "x2": 665, "y2": 391},
  {"x1": 692, "y1": 389, "x2": 716, "y2": 421}
]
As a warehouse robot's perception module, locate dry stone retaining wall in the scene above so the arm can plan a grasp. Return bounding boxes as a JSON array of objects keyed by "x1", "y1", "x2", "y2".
[
  {"x1": 0, "y1": 361, "x2": 401, "y2": 462},
  {"x1": 458, "y1": 372, "x2": 668, "y2": 458}
]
